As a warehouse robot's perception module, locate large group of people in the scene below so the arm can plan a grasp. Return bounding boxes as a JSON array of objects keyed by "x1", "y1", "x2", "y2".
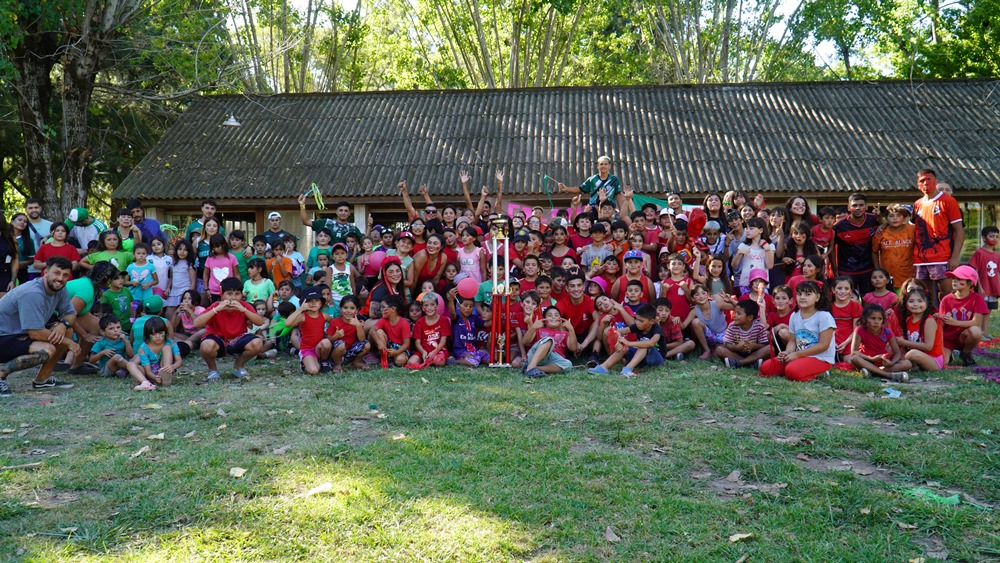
[{"x1": 0, "y1": 164, "x2": 996, "y2": 396}]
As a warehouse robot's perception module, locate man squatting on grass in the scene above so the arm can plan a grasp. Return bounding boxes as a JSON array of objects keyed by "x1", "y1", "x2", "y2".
[{"x1": 0, "y1": 257, "x2": 79, "y2": 397}]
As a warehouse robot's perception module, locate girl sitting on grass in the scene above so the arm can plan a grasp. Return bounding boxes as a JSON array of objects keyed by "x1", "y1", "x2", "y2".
[
  {"x1": 894, "y1": 287, "x2": 944, "y2": 372},
  {"x1": 760, "y1": 280, "x2": 835, "y2": 382},
  {"x1": 847, "y1": 303, "x2": 909, "y2": 382},
  {"x1": 127, "y1": 317, "x2": 182, "y2": 390}
]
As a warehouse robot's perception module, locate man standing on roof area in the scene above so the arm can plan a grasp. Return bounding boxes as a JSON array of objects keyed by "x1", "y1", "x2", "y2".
[
  {"x1": 557, "y1": 155, "x2": 622, "y2": 213},
  {"x1": 127, "y1": 199, "x2": 165, "y2": 242},
  {"x1": 24, "y1": 199, "x2": 52, "y2": 279},
  {"x1": 263, "y1": 212, "x2": 293, "y2": 249},
  {"x1": 913, "y1": 169, "x2": 964, "y2": 303},
  {"x1": 299, "y1": 197, "x2": 362, "y2": 245}
]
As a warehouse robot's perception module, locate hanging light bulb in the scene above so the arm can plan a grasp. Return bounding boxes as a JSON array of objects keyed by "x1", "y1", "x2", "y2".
[{"x1": 222, "y1": 111, "x2": 241, "y2": 127}]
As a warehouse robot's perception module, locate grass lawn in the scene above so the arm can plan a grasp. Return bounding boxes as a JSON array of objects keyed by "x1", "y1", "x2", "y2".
[{"x1": 2, "y1": 340, "x2": 999, "y2": 561}]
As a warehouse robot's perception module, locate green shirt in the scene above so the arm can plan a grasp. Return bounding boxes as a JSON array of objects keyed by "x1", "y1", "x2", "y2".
[
  {"x1": 243, "y1": 277, "x2": 276, "y2": 304},
  {"x1": 310, "y1": 219, "x2": 361, "y2": 245},
  {"x1": 185, "y1": 219, "x2": 226, "y2": 240},
  {"x1": 579, "y1": 173, "x2": 621, "y2": 207},
  {"x1": 66, "y1": 278, "x2": 97, "y2": 313},
  {"x1": 233, "y1": 250, "x2": 249, "y2": 281},
  {"x1": 85, "y1": 250, "x2": 133, "y2": 271},
  {"x1": 100, "y1": 287, "x2": 135, "y2": 331}
]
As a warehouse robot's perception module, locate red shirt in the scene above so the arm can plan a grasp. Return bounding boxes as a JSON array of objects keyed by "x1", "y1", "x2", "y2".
[
  {"x1": 970, "y1": 247, "x2": 1000, "y2": 297},
  {"x1": 535, "y1": 327, "x2": 569, "y2": 356},
  {"x1": 913, "y1": 192, "x2": 962, "y2": 265},
  {"x1": 939, "y1": 291, "x2": 988, "y2": 344},
  {"x1": 375, "y1": 316, "x2": 412, "y2": 346},
  {"x1": 33, "y1": 243, "x2": 81, "y2": 279},
  {"x1": 831, "y1": 300, "x2": 863, "y2": 347},
  {"x1": 414, "y1": 315, "x2": 451, "y2": 351},
  {"x1": 766, "y1": 309, "x2": 793, "y2": 328},
  {"x1": 205, "y1": 300, "x2": 256, "y2": 341},
  {"x1": 557, "y1": 295, "x2": 596, "y2": 337},
  {"x1": 298, "y1": 312, "x2": 327, "y2": 350},
  {"x1": 327, "y1": 317, "x2": 359, "y2": 346},
  {"x1": 661, "y1": 277, "x2": 692, "y2": 322},
  {"x1": 854, "y1": 325, "x2": 892, "y2": 357}
]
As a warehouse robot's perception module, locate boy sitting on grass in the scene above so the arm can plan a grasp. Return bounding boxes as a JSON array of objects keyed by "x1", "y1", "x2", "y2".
[
  {"x1": 715, "y1": 300, "x2": 770, "y2": 369},
  {"x1": 521, "y1": 306, "x2": 578, "y2": 379},
  {"x1": 194, "y1": 277, "x2": 265, "y2": 381},
  {"x1": 588, "y1": 304, "x2": 664, "y2": 377},
  {"x1": 89, "y1": 315, "x2": 134, "y2": 378}
]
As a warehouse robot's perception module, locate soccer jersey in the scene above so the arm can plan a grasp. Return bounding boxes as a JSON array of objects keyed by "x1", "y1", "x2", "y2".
[
  {"x1": 913, "y1": 191, "x2": 962, "y2": 265},
  {"x1": 969, "y1": 247, "x2": 1000, "y2": 297},
  {"x1": 872, "y1": 224, "x2": 916, "y2": 283},
  {"x1": 833, "y1": 214, "x2": 878, "y2": 275}
]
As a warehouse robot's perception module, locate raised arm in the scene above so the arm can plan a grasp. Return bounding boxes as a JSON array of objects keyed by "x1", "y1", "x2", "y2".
[
  {"x1": 298, "y1": 194, "x2": 312, "y2": 228},
  {"x1": 399, "y1": 181, "x2": 417, "y2": 220},
  {"x1": 474, "y1": 186, "x2": 490, "y2": 218},
  {"x1": 494, "y1": 170, "x2": 504, "y2": 214},
  {"x1": 418, "y1": 183, "x2": 434, "y2": 206},
  {"x1": 459, "y1": 170, "x2": 474, "y2": 211}
]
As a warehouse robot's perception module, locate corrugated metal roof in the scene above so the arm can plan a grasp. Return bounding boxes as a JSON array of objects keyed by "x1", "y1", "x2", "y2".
[{"x1": 113, "y1": 80, "x2": 1000, "y2": 201}]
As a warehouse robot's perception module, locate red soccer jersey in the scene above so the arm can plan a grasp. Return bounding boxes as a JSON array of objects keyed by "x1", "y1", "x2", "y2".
[
  {"x1": 831, "y1": 300, "x2": 863, "y2": 348},
  {"x1": 375, "y1": 316, "x2": 412, "y2": 346},
  {"x1": 766, "y1": 309, "x2": 793, "y2": 328},
  {"x1": 205, "y1": 300, "x2": 256, "y2": 341},
  {"x1": 557, "y1": 295, "x2": 596, "y2": 337},
  {"x1": 939, "y1": 291, "x2": 988, "y2": 344},
  {"x1": 414, "y1": 315, "x2": 452, "y2": 352},
  {"x1": 970, "y1": 247, "x2": 1000, "y2": 297},
  {"x1": 913, "y1": 192, "x2": 963, "y2": 265}
]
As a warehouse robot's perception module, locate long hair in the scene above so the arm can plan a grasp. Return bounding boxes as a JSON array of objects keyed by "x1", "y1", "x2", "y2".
[
  {"x1": 796, "y1": 280, "x2": 830, "y2": 311},
  {"x1": 10, "y1": 213, "x2": 34, "y2": 257},
  {"x1": 0, "y1": 213, "x2": 17, "y2": 257}
]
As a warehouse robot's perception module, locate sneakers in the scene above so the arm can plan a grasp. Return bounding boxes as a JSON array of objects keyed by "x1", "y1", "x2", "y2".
[
  {"x1": 754, "y1": 358, "x2": 764, "y2": 370},
  {"x1": 959, "y1": 352, "x2": 977, "y2": 367},
  {"x1": 0, "y1": 378, "x2": 10, "y2": 397},
  {"x1": 262, "y1": 349, "x2": 278, "y2": 359},
  {"x1": 32, "y1": 377, "x2": 74, "y2": 390},
  {"x1": 724, "y1": 358, "x2": 740, "y2": 369},
  {"x1": 675, "y1": 353, "x2": 685, "y2": 361},
  {"x1": 206, "y1": 370, "x2": 221, "y2": 382},
  {"x1": 585, "y1": 355, "x2": 599, "y2": 369},
  {"x1": 891, "y1": 371, "x2": 909, "y2": 383},
  {"x1": 620, "y1": 367, "x2": 635, "y2": 378},
  {"x1": 68, "y1": 362, "x2": 99, "y2": 375},
  {"x1": 587, "y1": 365, "x2": 610, "y2": 375},
  {"x1": 524, "y1": 368, "x2": 545, "y2": 378},
  {"x1": 860, "y1": 368, "x2": 871, "y2": 378},
  {"x1": 232, "y1": 368, "x2": 250, "y2": 380}
]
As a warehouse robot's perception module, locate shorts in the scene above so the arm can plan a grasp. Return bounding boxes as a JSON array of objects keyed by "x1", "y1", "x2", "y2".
[
  {"x1": 334, "y1": 340, "x2": 367, "y2": 365},
  {"x1": 454, "y1": 349, "x2": 490, "y2": 367},
  {"x1": 204, "y1": 334, "x2": 260, "y2": 357},
  {"x1": 705, "y1": 328, "x2": 726, "y2": 346},
  {"x1": 99, "y1": 362, "x2": 117, "y2": 378},
  {"x1": 149, "y1": 362, "x2": 161, "y2": 376},
  {"x1": 987, "y1": 296, "x2": 998, "y2": 311},
  {"x1": 943, "y1": 335, "x2": 962, "y2": 352},
  {"x1": 299, "y1": 346, "x2": 320, "y2": 360},
  {"x1": 0, "y1": 333, "x2": 33, "y2": 363},
  {"x1": 624, "y1": 345, "x2": 665, "y2": 367},
  {"x1": 932, "y1": 354, "x2": 946, "y2": 370},
  {"x1": 915, "y1": 264, "x2": 948, "y2": 281},
  {"x1": 526, "y1": 337, "x2": 572, "y2": 371}
]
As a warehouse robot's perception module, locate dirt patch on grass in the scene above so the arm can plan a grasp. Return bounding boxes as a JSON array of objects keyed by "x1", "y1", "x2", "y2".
[
  {"x1": 347, "y1": 417, "x2": 383, "y2": 447},
  {"x1": 17, "y1": 488, "x2": 104, "y2": 509},
  {"x1": 792, "y1": 456, "x2": 897, "y2": 484},
  {"x1": 692, "y1": 470, "x2": 789, "y2": 498},
  {"x1": 912, "y1": 534, "x2": 949, "y2": 560}
]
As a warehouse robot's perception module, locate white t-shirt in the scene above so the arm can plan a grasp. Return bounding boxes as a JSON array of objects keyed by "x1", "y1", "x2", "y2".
[
  {"x1": 736, "y1": 241, "x2": 775, "y2": 286},
  {"x1": 789, "y1": 310, "x2": 837, "y2": 365}
]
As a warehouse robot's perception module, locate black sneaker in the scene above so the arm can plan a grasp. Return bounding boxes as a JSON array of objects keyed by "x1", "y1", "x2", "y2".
[
  {"x1": 585, "y1": 355, "x2": 599, "y2": 369},
  {"x1": 0, "y1": 378, "x2": 11, "y2": 397},
  {"x1": 960, "y1": 352, "x2": 978, "y2": 367},
  {"x1": 32, "y1": 377, "x2": 75, "y2": 390},
  {"x1": 68, "y1": 363, "x2": 98, "y2": 375}
]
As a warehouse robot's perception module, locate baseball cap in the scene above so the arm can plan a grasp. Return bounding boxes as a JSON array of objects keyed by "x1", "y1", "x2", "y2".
[
  {"x1": 590, "y1": 222, "x2": 607, "y2": 233},
  {"x1": 749, "y1": 268, "x2": 768, "y2": 283},
  {"x1": 659, "y1": 207, "x2": 673, "y2": 216},
  {"x1": 301, "y1": 287, "x2": 324, "y2": 301},
  {"x1": 142, "y1": 295, "x2": 163, "y2": 313},
  {"x1": 65, "y1": 208, "x2": 89, "y2": 226},
  {"x1": 331, "y1": 242, "x2": 348, "y2": 253},
  {"x1": 623, "y1": 250, "x2": 644, "y2": 262},
  {"x1": 512, "y1": 233, "x2": 529, "y2": 243},
  {"x1": 945, "y1": 265, "x2": 978, "y2": 286},
  {"x1": 397, "y1": 231, "x2": 415, "y2": 241},
  {"x1": 268, "y1": 212, "x2": 281, "y2": 220}
]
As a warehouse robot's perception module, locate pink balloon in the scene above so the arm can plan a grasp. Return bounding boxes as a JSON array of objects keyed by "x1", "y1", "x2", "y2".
[
  {"x1": 457, "y1": 277, "x2": 479, "y2": 299},
  {"x1": 369, "y1": 251, "x2": 387, "y2": 271}
]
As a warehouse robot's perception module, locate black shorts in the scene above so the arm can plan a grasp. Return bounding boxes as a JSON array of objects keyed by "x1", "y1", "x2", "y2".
[
  {"x1": 0, "y1": 333, "x2": 34, "y2": 363},
  {"x1": 987, "y1": 296, "x2": 998, "y2": 311},
  {"x1": 204, "y1": 334, "x2": 260, "y2": 357}
]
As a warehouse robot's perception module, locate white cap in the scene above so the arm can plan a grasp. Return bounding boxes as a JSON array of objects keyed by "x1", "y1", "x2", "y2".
[{"x1": 268, "y1": 212, "x2": 281, "y2": 220}]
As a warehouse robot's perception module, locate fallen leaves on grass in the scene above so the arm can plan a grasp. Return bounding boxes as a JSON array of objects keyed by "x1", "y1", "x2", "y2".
[
  {"x1": 184, "y1": 431, "x2": 196, "y2": 438},
  {"x1": 230, "y1": 467, "x2": 247, "y2": 478},
  {"x1": 729, "y1": 532, "x2": 753, "y2": 543},
  {"x1": 272, "y1": 445, "x2": 291, "y2": 455},
  {"x1": 141, "y1": 403, "x2": 162, "y2": 410},
  {"x1": 895, "y1": 521, "x2": 918, "y2": 530},
  {"x1": 216, "y1": 408, "x2": 228, "y2": 417},
  {"x1": 725, "y1": 470, "x2": 742, "y2": 482},
  {"x1": 604, "y1": 526, "x2": 621, "y2": 543},
  {"x1": 797, "y1": 453, "x2": 810, "y2": 461},
  {"x1": 924, "y1": 419, "x2": 940, "y2": 425},
  {"x1": 860, "y1": 508, "x2": 871, "y2": 514},
  {"x1": 130, "y1": 446, "x2": 151, "y2": 459},
  {"x1": 392, "y1": 433, "x2": 406, "y2": 440},
  {"x1": 147, "y1": 433, "x2": 164, "y2": 440},
  {"x1": 302, "y1": 482, "x2": 334, "y2": 497}
]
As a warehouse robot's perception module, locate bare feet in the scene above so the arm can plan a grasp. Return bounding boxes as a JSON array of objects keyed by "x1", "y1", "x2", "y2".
[
  {"x1": 698, "y1": 351, "x2": 712, "y2": 361},
  {"x1": 134, "y1": 381, "x2": 157, "y2": 391}
]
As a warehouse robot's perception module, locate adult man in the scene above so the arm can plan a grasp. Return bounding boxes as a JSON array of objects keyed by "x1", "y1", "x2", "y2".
[
  {"x1": 0, "y1": 256, "x2": 79, "y2": 397},
  {"x1": 557, "y1": 274, "x2": 597, "y2": 360},
  {"x1": 127, "y1": 198, "x2": 165, "y2": 242},
  {"x1": 185, "y1": 199, "x2": 224, "y2": 239},
  {"x1": 832, "y1": 193, "x2": 879, "y2": 296},
  {"x1": 298, "y1": 197, "x2": 362, "y2": 244},
  {"x1": 913, "y1": 169, "x2": 964, "y2": 302},
  {"x1": 65, "y1": 208, "x2": 108, "y2": 256},
  {"x1": 558, "y1": 155, "x2": 622, "y2": 212},
  {"x1": 263, "y1": 212, "x2": 293, "y2": 249},
  {"x1": 24, "y1": 199, "x2": 52, "y2": 278}
]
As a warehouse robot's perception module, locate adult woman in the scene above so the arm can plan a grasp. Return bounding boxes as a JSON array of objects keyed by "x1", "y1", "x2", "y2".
[
  {"x1": 408, "y1": 218, "x2": 428, "y2": 255},
  {"x1": 702, "y1": 192, "x2": 726, "y2": 233},
  {"x1": 441, "y1": 205, "x2": 459, "y2": 229},
  {"x1": 362, "y1": 256, "x2": 407, "y2": 331},
  {"x1": 0, "y1": 213, "x2": 18, "y2": 296},
  {"x1": 527, "y1": 215, "x2": 543, "y2": 233},
  {"x1": 408, "y1": 233, "x2": 447, "y2": 293},
  {"x1": 64, "y1": 261, "x2": 117, "y2": 373},
  {"x1": 548, "y1": 225, "x2": 578, "y2": 262},
  {"x1": 32, "y1": 223, "x2": 80, "y2": 279},
  {"x1": 785, "y1": 196, "x2": 818, "y2": 228},
  {"x1": 113, "y1": 207, "x2": 142, "y2": 252},
  {"x1": 11, "y1": 213, "x2": 33, "y2": 284}
]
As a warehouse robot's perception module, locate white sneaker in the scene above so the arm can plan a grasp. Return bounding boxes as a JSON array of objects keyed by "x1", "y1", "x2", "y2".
[{"x1": 263, "y1": 349, "x2": 278, "y2": 359}]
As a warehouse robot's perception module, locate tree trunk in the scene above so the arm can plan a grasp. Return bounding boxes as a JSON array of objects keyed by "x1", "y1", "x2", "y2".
[{"x1": 11, "y1": 32, "x2": 60, "y2": 215}]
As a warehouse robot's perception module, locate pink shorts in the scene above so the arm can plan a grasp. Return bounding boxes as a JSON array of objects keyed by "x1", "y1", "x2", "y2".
[
  {"x1": 932, "y1": 354, "x2": 945, "y2": 369},
  {"x1": 299, "y1": 347, "x2": 319, "y2": 360}
]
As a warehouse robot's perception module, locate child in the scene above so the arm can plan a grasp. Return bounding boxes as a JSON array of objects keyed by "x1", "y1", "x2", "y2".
[
  {"x1": 786, "y1": 255, "x2": 825, "y2": 299},
  {"x1": 715, "y1": 300, "x2": 770, "y2": 369},
  {"x1": 589, "y1": 303, "x2": 664, "y2": 376},
  {"x1": 243, "y1": 258, "x2": 276, "y2": 304},
  {"x1": 308, "y1": 253, "x2": 331, "y2": 282},
  {"x1": 522, "y1": 306, "x2": 577, "y2": 378},
  {"x1": 326, "y1": 243, "x2": 356, "y2": 317},
  {"x1": 449, "y1": 294, "x2": 489, "y2": 367},
  {"x1": 229, "y1": 230, "x2": 250, "y2": 281},
  {"x1": 688, "y1": 284, "x2": 736, "y2": 360},
  {"x1": 251, "y1": 235, "x2": 269, "y2": 260},
  {"x1": 307, "y1": 227, "x2": 333, "y2": 269},
  {"x1": 534, "y1": 275, "x2": 556, "y2": 307},
  {"x1": 895, "y1": 286, "x2": 944, "y2": 372},
  {"x1": 407, "y1": 301, "x2": 424, "y2": 327},
  {"x1": 193, "y1": 277, "x2": 265, "y2": 380},
  {"x1": 356, "y1": 236, "x2": 379, "y2": 290},
  {"x1": 327, "y1": 295, "x2": 371, "y2": 372},
  {"x1": 811, "y1": 206, "x2": 836, "y2": 261},
  {"x1": 173, "y1": 289, "x2": 207, "y2": 351},
  {"x1": 872, "y1": 204, "x2": 915, "y2": 292},
  {"x1": 126, "y1": 317, "x2": 182, "y2": 390},
  {"x1": 848, "y1": 303, "x2": 909, "y2": 382},
  {"x1": 89, "y1": 316, "x2": 134, "y2": 379},
  {"x1": 204, "y1": 234, "x2": 239, "y2": 302},
  {"x1": 740, "y1": 269, "x2": 774, "y2": 318},
  {"x1": 863, "y1": 268, "x2": 900, "y2": 335},
  {"x1": 939, "y1": 265, "x2": 987, "y2": 366},
  {"x1": 283, "y1": 234, "x2": 307, "y2": 289},
  {"x1": 148, "y1": 237, "x2": 173, "y2": 299},
  {"x1": 268, "y1": 280, "x2": 299, "y2": 317},
  {"x1": 249, "y1": 299, "x2": 277, "y2": 359},
  {"x1": 283, "y1": 287, "x2": 333, "y2": 375},
  {"x1": 969, "y1": 226, "x2": 1000, "y2": 339},
  {"x1": 166, "y1": 239, "x2": 196, "y2": 320},
  {"x1": 654, "y1": 298, "x2": 696, "y2": 360},
  {"x1": 732, "y1": 217, "x2": 774, "y2": 293},
  {"x1": 783, "y1": 221, "x2": 819, "y2": 279},
  {"x1": 370, "y1": 294, "x2": 411, "y2": 368},
  {"x1": 407, "y1": 292, "x2": 451, "y2": 368},
  {"x1": 126, "y1": 243, "x2": 158, "y2": 303},
  {"x1": 612, "y1": 250, "x2": 656, "y2": 304},
  {"x1": 100, "y1": 271, "x2": 135, "y2": 332},
  {"x1": 760, "y1": 280, "x2": 836, "y2": 382},
  {"x1": 766, "y1": 285, "x2": 794, "y2": 347},
  {"x1": 267, "y1": 242, "x2": 293, "y2": 287},
  {"x1": 831, "y1": 276, "x2": 862, "y2": 357},
  {"x1": 457, "y1": 226, "x2": 487, "y2": 283}
]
